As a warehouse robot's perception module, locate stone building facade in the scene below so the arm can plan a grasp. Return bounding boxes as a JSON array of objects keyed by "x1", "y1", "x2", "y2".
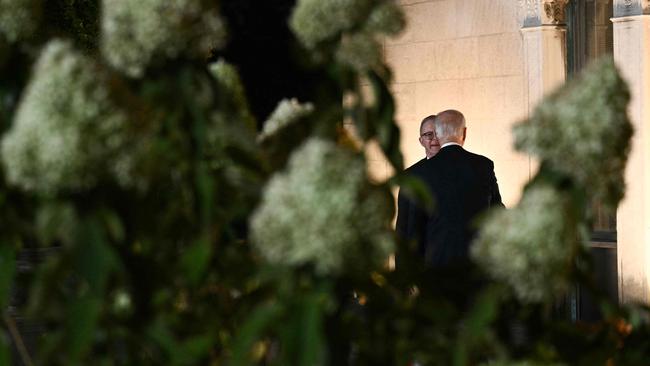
[{"x1": 382, "y1": 0, "x2": 650, "y2": 305}]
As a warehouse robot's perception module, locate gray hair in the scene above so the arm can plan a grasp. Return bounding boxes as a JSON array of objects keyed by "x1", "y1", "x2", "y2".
[
  {"x1": 434, "y1": 110, "x2": 465, "y2": 139},
  {"x1": 419, "y1": 114, "x2": 436, "y2": 133}
]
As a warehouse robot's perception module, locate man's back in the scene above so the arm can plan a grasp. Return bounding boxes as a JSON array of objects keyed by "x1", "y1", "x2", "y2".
[{"x1": 421, "y1": 145, "x2": 503, "y2": 267}]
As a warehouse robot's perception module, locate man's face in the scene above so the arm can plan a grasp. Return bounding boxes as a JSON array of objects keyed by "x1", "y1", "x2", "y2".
[{"x1": 419, "y1": 121, "x2": 440, "y2": 158}]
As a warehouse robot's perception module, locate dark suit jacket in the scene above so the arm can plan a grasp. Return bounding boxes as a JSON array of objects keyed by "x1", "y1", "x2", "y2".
[
  {"x1": 396, "y1": 158, "x2": 428, "y2": 246},
  {"x1": 418, "y1": 145, "x2": 503, "y2": 267}
]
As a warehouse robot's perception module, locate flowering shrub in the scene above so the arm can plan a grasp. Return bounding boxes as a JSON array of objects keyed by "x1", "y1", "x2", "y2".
[
  {"x1": 0, "y1": 1, "x2": 648, "y2": 365},
  {"x1": 251, "y1": 138, "x2": 393, "y2": 275},
  {"x1": 0, "y1": 0, "x2": 41, "y2": 42},
  {"x1": 1, "y1": 40, "x2": 135, "y2": 193},
  {"x1": 472, "y1": 185, "x2": 580, "y2": 302},
  {"x1": 473, "y1": 57, "x2": 632, "y2": 305},
  {"x1": 258, "y1": 98, "x2": 314, "y2": 142},
  {"x1": 290, "y1": 0, "x2": 404, "y2": 70},
  {"x1": 513, "y1": 57, "x2": 632, "y2": 208},
  {"x1": 101, "y1": 0, "x2": 226, "y2": 77}
]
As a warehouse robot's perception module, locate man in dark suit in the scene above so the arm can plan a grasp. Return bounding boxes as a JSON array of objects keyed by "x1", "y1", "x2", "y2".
[
  {"x1": 419, "y1": 109, "x2": 504, "y2": 267},
  {"x1": 395, "y1": 115, "x2": 440, "y2": 245}
]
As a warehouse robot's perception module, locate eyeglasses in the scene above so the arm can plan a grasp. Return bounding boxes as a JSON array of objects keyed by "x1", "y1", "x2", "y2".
[{"x1": 420, "y1": 132, "x2": 435, "y2": 140}]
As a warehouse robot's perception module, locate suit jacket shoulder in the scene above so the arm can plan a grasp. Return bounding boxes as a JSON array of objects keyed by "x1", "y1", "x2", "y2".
[
  {"x1": 404, "y1": 157, "x2": 428, "y2": 176},
  {"x1": 464, "y1": 149, "x2": 495, "y2": 168}
]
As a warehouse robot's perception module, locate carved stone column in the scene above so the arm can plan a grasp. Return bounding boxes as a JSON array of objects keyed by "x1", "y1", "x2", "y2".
[
  {"x1": 519, "y1": 0, "x2": 570, "y2": 112},
  {"x1": 612, "y1": 0, "x2": 650, "y2": 304}
]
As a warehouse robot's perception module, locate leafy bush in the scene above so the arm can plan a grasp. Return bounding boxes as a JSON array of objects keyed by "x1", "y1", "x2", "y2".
[{"x1": 0, "y1": 0, "x2": 649, "y2": 365}]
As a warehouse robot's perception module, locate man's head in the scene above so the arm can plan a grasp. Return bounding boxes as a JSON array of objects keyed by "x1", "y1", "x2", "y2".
[
  {"x1": 433, "y1": 109, "x2": 466, "y2": 146},
  {"x1": 419, "y1": 115, "x2": 440, "y2": 158}
]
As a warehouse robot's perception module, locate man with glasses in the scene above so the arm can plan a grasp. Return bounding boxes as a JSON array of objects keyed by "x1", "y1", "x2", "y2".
[
  {"x1": 396, "y1": 115, "x2": 440, "y2": 247},
  {"x1": 418, "y1": 115, "x2": 441, "y2": 160}
]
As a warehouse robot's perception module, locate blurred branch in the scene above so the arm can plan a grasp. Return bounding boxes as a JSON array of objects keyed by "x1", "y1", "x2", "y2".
[{"x1": 3, "y1": 313, "x2": 34, "y2": 366}]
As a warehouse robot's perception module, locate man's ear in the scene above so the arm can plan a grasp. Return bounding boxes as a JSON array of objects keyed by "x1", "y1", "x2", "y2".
[
  {"x1": 419, "y1": 137, "x2": 426, "y2": 148},
  {"x1": 462, "y1": 127, "x2": 467, "y2": 143}
]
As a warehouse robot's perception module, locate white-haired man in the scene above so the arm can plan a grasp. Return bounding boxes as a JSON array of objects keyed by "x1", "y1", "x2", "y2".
[{"x1": 418, "y1": 109, "x2": 504, "y2": 268}]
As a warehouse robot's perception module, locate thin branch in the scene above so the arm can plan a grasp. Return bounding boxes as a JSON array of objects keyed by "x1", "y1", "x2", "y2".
[{"x1": 3, "y1": 313, "x2": 35, "y2": 366}]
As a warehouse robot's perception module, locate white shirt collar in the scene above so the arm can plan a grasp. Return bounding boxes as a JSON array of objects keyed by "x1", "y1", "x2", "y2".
[{"x1": 441, "y1": 142, "x2": 462, "y2": 149}]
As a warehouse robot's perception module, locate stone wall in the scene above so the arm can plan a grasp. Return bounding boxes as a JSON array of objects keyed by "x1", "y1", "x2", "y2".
[{"x1": 383, "y1": 0, "x2": 532, "y2": 207}]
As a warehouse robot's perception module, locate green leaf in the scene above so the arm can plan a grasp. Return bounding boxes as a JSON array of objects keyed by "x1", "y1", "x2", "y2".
[
  {"x1": 62, "y1": 217, "x2": 120, "y2": 361},
  {"x1": 148, "y1": 320, "x2": 176, "y2": 351},
  {"x1": 231, "y1": 302, "x2": 284, "y2": 366},
  {"x1": 297, "y1": 290, "x2": 327, "y2": 366},
  {"x1": 394, "y1": 174, "x2": 435, "y2": 214},
  {"x1": 0, "y1": 332, "x2": 10, "y2": 366},
  {"x1": 148, "y1": 321, "x2": 213, "y2": 365},
  {"x1": 65, "y1": 296, "x2": 102, "y2": 362},
  {"x1": 177, "y1": 335, "x2": 213, "y2": 365},
  {"x1": 463, "y1": 287, "x2": 500, "y2": 335},
  {"x1": 35, "y1": 201, "x2": 78, "y2": 246},
  {"x1": 276, "y1": 283, "x2": 331, "y2": 366},
  {"x1": 180, "y1": 237, "x2": 212, "y2": 285},
  {"x1": 195, "y1": 163, "x2": 215, "y2": 228},
  {"x1": 98, "y1": 208, "x2": 125, "y2": 243},
  {"x1": 147, "y1": 320, "x2": 181, "y2": 363},
  {"x1": 453, "y1": 285, "x2": 503, "y2": 366},
  {"x1": 74, "y1": 219, "x2": 118, "y2": 294}
]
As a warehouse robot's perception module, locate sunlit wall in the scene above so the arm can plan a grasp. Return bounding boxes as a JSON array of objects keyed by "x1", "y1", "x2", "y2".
[{"x1": 382, "y1": 0, "x2": 533, "y2": 208}]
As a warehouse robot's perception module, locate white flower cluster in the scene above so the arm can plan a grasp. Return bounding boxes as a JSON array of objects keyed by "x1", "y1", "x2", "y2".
[
  {"x1": 472, "y1": 185, "x2": 582, "y2": 303},
  {"x1": 250, "y1": 138, "x2": 394, "y2": 276},
  {"x1": 0, "y1": 0, "x2": 40, "y2": 42},
  {"x1": 1, "y1": 40, "x2": 134, "y2": 194},
  {"x1": 513, "y1": 57, "x2": 632, "y2": 208},
  {"x1": 364, "y1": 1, "x2": 405, "y2": 35},
  {"x1": 101, "y1": 0, "x2": 226, "y2": 77},
  {"x1": 257, "y1": 98, "x2": 314, "y2": 142},
  {"x1": 290, "y1": 0, "x2": 404, "y2": 71},
  {"x1": 336, "y1": 33, "x2": 382, "y2": 72}
]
